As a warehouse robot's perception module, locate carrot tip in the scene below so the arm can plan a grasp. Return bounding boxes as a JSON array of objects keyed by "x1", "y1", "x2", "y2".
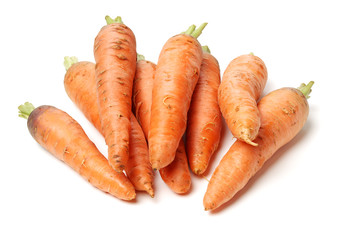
[
  {"x1": 202, "y1": 176, "x2": 210, "y2": 182},
  {"x1": 18, "y1": 102, "x2": 35, "y2": 119},
  {"x1": 148, "y1": 189, "x2": 154, "y2": 198},
  {"x1": 244, "y1": 138, "x2": 259, "y2": 147},
  {"x1": 63, "y1": 56, "x2": 78, "y2": 71}
]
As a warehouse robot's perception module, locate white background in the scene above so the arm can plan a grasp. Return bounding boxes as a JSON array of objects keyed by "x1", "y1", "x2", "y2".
[{"x1": 1, "y1": 0, "x2": 343, "y2": 239}]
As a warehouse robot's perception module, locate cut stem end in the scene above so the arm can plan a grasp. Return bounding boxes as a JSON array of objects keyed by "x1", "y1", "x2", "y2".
[
  {"x1": 64, "y1": 56, "x2": 78, "y2": 71},
  {"x1": 202, "y1": 45, "x2": 211, "y2": 54},
  {"x1": 105, "y1": 15, "x2": 123, "y2": 25},
  {"x1": 137, "y1": 53, "x2": 145, "y2": 61},
  {"x1": 191, "y1": 22, "x2": 208, "y2": 39},
  {"x1": 298, "y1": 81, "x2": 314, "y2": 99},
  {"x1": 18, "y1": 102, "x2": 35, "y2": 119}
]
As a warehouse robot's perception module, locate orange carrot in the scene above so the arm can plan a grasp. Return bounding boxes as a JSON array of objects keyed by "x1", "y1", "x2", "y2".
[
  {"x1": 64, "y1": 57, "x2": 154, "y2": 197},
  {"x1": 218, "y1": 53, "x2": 268, "y2": 146},
  {"x1": 18, "y1": 102, "x2": 136, "y2": 200},
  {"x1": 186, "y1": 46, "x2": 222, "y2": 175},
  {"x1": 133, "y1": 55, "x2": 191, "y2": 194},
  {"x1": 64, "y1": 58, "x2": 102, "y2": 132},
  {"x1": 126, "y1": 115, "x2": 154, "y2": 197},
  {"x1": 94, "y1": 16, "x2": 136, "y2": 172},
  {"x1": 159, "y1": 140, "x2": 191, "y2": 194},
  {"x1": 132, "y1": 54, "x2": 156, "y2": 138},
  {"x1": 204, "y1": 82, "x2": 314, "y2": 211},
  {"x1": 149, "y1": 23, "x2": 207, "y2": 170}
]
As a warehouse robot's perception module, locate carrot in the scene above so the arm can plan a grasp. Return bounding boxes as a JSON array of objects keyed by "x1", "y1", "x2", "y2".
[
  {"x1": 64, "y1": 58, "x2": 102, "y2": 133},
  {"x1": 18, "y1": 102, "x2": 136, "y2": 200},
  {"x1": 94, "y1": 16, "x2": 137, "y2": 172},
  {"x1": 133, "y1": 55, "x2": 191, "y2": 194},
  {"x1": 203, "y1": 81, "x2": 314, "y2": 211},
  {"x1": 126, "y1": 115, "x2": 154, "y2": 197},
  {"x1": 159, "y1": 140, "x2": 191, "y2": 194},
  {"x1": 186, "y1": 46, "x2": 222, "y2": 175},
  {"x1": 64, "y1": 57, "x2": 154, "y2": 197},
  {"x1": 218, "y1": 53, "x2": 268, "y2": 146},
  {"x1": 132, "y1": 54, "x2": 156, "y2": 138},
  {"x1": 149, "y1": 23, "x2": 207, "y2": 170}
]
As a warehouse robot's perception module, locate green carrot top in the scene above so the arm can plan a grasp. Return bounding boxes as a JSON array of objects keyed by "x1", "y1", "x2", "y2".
[
  {"x1": 183, "y1": 22, "x2": 208, "y2": 39},
  {"x1": 137, "y1": 53, "x2": 145, "y2": 61},
  {"x1": 298, "y1": 81, "x2": 314, "y2": 99},
  {"x1": 64, "y1": 56, "x2": 78, "y2": 71},
  {"x1": 18, "y1": 102, "x2": 35, "y2": 119},
  {"x1": 105, "y1": 15, "x2": 123, "y2": 25},
  {"x1": 202, "y1": 45, "x2": 211, "y2": 54}
]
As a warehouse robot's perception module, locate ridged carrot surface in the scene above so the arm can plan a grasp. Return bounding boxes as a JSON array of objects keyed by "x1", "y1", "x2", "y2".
[
  {"x1": 218, "y1": 54, "x2": 267, "y2": 146},
  {"x1": 149, "y1": 24, "x2": 206, "y2": 170},
  {"x1": 64, "y1": 58, "x2": 154, "y2": 197},
  {"x1": 133, "y1": 55, "x2": 191, "y2": 194},
  {"x1": 186, "y1": 46, "x2": 222, "y2": 175},
  {"x1": 204, "y1": 82, "x2": 313, "y2": 211},
  {"x1": 94, "y1": 16, "x2": 136, "y2": 172},
  {"x1": 19, "y1": 103, "x2": 136, "y2": 200}
]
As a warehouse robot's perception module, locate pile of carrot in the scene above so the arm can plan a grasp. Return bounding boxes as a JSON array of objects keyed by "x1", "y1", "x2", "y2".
[{"x1": 18, "y1": 15, "x2": 314, "y2": 212}]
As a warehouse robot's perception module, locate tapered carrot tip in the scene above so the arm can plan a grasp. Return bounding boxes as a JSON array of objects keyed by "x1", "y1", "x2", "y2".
[
  {"x1": 147, "y1": 187, "x2": 154, "y2": 198},
  {"x1": 240, "y1": 128, "x2": 258, "y2": 146},
  {"x1": 204, "y1": 203, "x2": 215, "y2": 211}
]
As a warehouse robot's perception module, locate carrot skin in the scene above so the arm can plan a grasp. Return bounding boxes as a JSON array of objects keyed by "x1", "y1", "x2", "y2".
[
  {"x1": 27, "y1": 105, "x2": 136, "y2": 200},
  {"x1": 218, "y1": 54, "x2": 267, "y2": 145},
  {"x1": 126, "y1": 115, "x2": 154, "y2": 197},
  {"x1": 94, "y1": 22, "x2": 136, "y2": 172},
  {"x1": 133, "y1": 58, "x2": 192, "y2": 194},
  {"x1": 204, "y1": 87, "x2": 309, "y2": 211},
  {"x1": 64, "y1": 61, "x2": 102, "y2": 133},
  {"x1": 64, "y1": 61, "x2": 154, "y2": 196},
  {"x1": 186, "y1": 51, "x2": 222, "y2": 175},
  {"x1": 159, "y1": 140, "x2": 191, "y2": 194},
  {"x1": 149, "y1": 34, "x2": 203, "y2": 170},
  {"x1": 133, "y1": 59, "x2": 156, "y2": 138}
]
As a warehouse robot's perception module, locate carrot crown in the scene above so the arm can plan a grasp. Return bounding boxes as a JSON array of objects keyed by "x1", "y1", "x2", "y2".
[
  {"x1": 183, "y1": 22, "x2": 208, "y2": 39},
  {"x1": 137, "y1": 53, "x2": 145, "y2": 61},
  {"x1": 105, "y1": 15, "x2": 123, "y2": 25},
  {"x1": 202, "y1": 45, "x2": 211, "y2": 54},
  {"x1": 298, "y1": 81, "x2": 314, "y2": 99},
  {"x1": 64, "y1": 56, "x2": 78, "y2": 71},
  {"x1": 18, "y1": 102, "x2": 35, "y2": 119}
]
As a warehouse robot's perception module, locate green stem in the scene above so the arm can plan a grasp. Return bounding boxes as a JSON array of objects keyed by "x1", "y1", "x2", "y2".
[
  {"x1": 202, "y1": 45, "x2": 211, "y2": 54},
  {"x1": 297, "y1": 81, "x2": 314, "y2": 99},
  {"x1": 137, "y1": 53, "x2": 145, "y2": 61},
  {"x1": 18, "y1": 102, "x2": 35, "y2": 119},
  {"x1": 249, "y1": 52, "x2": 255, "y2": 56},
  {"x1": 191, "y1": 22, "x2": 208, "y2": 39},
  {"x1": 183, "y1": 25, "x2": 196, "y2": 35},
  {"x1": 105, "y1": 15, "x2": 123, "y2": 25},
  {"x1": 64, "y1": 56, "x2": 78, "y2": 71}
]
